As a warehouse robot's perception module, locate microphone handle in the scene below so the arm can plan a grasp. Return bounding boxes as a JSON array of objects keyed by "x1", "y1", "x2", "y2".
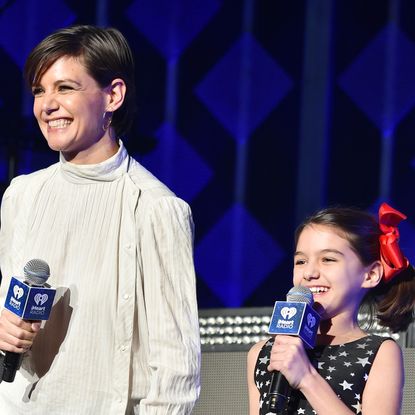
[
  {"x1": 1, "y1": 351, "x2": 24, "y2": 382},
  {"x1": 268, "y1": 371, "x2": 291, "y2": 413}
]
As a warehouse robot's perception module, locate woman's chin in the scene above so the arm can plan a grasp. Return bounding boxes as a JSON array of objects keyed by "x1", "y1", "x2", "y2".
[{"x1": 44, "y1": 138, "x2": 68, "y2": 152}]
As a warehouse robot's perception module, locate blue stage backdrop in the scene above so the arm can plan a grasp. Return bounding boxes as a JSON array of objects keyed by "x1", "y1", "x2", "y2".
[{"x1": 1, "y1": 0, "x2": 415, "y2": 308}]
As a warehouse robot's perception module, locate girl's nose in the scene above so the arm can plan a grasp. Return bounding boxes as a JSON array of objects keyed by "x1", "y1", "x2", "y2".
[{"x1": 303, "y1": 267, "x2": 319, "y2": 281}]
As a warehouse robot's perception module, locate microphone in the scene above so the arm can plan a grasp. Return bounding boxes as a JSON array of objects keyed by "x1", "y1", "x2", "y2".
[
  {"x1": 267, "y1": 286, "x2": 320, "y2": 413},
  {"x1": 1, "y1": 259, "x2": 56, "y2": 382}
]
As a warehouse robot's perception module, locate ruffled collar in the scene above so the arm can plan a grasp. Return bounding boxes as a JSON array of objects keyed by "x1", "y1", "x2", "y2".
[{"x1": 59, "y1": 140, "x2": 129, "y2": 184}]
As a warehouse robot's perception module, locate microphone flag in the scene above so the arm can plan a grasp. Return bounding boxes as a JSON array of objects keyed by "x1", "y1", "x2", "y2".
[
  {"x1": 268, "y1": 299, "x2": 320, "y2": 348},
  {"x1": 4, "y1": 276, "x2": 56, "y2": 321}
]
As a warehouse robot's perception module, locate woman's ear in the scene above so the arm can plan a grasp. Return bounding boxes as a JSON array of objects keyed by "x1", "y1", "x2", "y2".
[
  {"x1": 361, "y1": 260, "x2": 383, "y2": 288},
  {"x1": 105, "y1": 78, "x2": 126, "y2": 112}
]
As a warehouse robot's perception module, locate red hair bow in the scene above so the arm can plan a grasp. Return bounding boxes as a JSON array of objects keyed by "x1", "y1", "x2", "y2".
[{"x1": 378, "y1": 202, "x2": 409, "y2": 282}]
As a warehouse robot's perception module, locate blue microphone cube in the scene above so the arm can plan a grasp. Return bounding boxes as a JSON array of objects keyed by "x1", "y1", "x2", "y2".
[
  {"x1": 4, "y1": 277, "x2": 56, "y2": 320},
  {"x1": 268, "y1": 301, "x2": 320, "y2": 348}
]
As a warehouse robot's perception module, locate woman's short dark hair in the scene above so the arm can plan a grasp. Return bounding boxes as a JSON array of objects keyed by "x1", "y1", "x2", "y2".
[
  {"x1": 295, "y1": 206, "x2": 415, "y2": 332},
  {"x1": 24, "y1": 25, "x2": 136, "y2": 137}
]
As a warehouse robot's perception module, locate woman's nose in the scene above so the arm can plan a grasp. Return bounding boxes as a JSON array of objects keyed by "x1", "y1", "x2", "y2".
[{"x1": 41, "y1": 93, "x2": 59, "y2": 114}]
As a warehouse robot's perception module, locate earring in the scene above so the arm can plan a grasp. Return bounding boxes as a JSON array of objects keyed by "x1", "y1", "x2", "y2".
[{"x1": 102, "y1": 109, "x2": 113, "y2": 132}]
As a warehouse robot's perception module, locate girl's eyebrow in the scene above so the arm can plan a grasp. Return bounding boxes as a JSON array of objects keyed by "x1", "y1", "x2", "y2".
[{"x1": 294, "y1": 249, "x2": 344, "y2": 256}]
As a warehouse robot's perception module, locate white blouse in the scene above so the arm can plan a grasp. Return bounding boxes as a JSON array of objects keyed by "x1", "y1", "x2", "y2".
[{"x1": 0, "y1": 142, "x2": 200, "y2": 414}]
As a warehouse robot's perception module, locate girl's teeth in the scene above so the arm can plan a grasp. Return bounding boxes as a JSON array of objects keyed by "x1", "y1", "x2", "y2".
[{"x1": 309, "y1": 287, "x2": 328, "y2": 293}]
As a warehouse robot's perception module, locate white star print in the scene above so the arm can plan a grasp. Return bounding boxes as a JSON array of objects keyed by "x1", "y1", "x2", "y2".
[
  {"x1": 259, "y1": 356, "x2": 270, "y2": 365},
  {"x1": 351, "y1": 400, "x2": 362, "y2": 413},
  {"x1": 356, "y1": 342, "x2": 368, "y2": 349},
  {"x1": 339, "y1": 380, "x2": 353, "y2": 390},
  {"x1": 356, "y1": 357, "x2": 370, "y2": 367},
  {"x1": 265, "y1": 340, "x2": 273, "y2": 346},
  {"x1": 254, "y1": 337, "x2": 385, "y2": 415}
]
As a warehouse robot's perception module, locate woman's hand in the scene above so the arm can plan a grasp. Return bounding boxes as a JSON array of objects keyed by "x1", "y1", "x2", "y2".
[
  {"x1": 0, "y1": 309, "x2": 41, "y2": 353},
  {"x1": 267, "y1": 335, "x2": 315, "y2": 390}
]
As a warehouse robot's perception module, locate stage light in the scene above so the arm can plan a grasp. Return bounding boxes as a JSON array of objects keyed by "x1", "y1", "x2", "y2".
[{"x1": 199, "y1": 307, "x2": 407, "y2": 351}]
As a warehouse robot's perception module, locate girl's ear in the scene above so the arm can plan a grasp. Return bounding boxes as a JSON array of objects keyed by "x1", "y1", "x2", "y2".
[{"x1": 361, "y1": 261, "x2": 383, "y2": 289}]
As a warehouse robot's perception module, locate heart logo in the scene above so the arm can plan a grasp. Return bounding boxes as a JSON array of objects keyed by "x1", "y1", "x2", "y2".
[
  {"x1": 281, "y1": 306, "x2": 297, "y2": 320},
  {"x1": 307, "y1": 313, "x2": 316, "y2": 328},
  {"x1": 34, "y1": 293, "x2": 48, "y2": 306},
  {"x1": 13, "y1": 285, "x2": 24, "y2": 300}
]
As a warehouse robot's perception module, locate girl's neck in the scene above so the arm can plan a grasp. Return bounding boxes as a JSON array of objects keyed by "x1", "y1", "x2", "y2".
[{"x1": 317, "y1": 316, "x2": 367, "y2": 346}]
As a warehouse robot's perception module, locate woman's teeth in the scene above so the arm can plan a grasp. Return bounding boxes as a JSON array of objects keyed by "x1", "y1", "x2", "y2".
[{"x1": 48, "y1": 119, "x2": 72, "y2": 128}]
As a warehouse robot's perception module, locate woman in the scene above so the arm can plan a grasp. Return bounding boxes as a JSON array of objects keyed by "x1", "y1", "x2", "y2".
[
  {"x1": 0, "y1": 25, "x2": 200, "y2": 413},
  {"x1": 248, "y1": 203, "x2": 415, "y2": 414}
]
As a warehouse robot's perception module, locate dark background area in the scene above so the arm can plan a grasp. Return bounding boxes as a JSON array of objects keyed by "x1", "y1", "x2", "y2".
[{"x1": 1, "y1": 0, "x2": 415, "y2": 308}]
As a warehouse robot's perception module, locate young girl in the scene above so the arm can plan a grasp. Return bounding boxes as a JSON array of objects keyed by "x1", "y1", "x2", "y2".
[{"x1": 248, "y1": 203, "x2": 415, "y2": 414}]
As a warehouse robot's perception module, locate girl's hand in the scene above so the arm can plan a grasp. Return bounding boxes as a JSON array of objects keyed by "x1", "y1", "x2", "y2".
[{"x1": 267, "y1": 335, "x2": 315, "y2": 389}]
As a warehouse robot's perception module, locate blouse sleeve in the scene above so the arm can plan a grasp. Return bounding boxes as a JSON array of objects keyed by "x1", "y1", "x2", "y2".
[
  {"x1": 0, "y1": 177, "x2": 25, "y2": 291},
  {"x1": 138, "y1": 195, "x2": 201, "y2": 414}
]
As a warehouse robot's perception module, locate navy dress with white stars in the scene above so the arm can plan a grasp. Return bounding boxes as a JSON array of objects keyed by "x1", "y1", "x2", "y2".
[{"x1": 254, "y1": 334, "x2": 393, "y2": 414}]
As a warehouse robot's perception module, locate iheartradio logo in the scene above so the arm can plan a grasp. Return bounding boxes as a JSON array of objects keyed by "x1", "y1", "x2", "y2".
[
  {"x1": 280, "y1": 306, "x2": 297, "y2": 320},
  {"x1": 307, "y1": 313, "x2": 317, "y2": 328},
  {"x1": 13, "y1": 285, "x2": 24, "y2": 300},
  {"x1": 34, "y1": 293, "x2": 48, "y2": 306}
]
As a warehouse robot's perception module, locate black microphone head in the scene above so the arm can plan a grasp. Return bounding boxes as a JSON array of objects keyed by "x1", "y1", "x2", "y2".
[
  {"x1": 23, "y1": 259, "x2": 50, "y2": 286},
  {"x1": 286, "y1": 286, "x2": 313, "y2": 305}
]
